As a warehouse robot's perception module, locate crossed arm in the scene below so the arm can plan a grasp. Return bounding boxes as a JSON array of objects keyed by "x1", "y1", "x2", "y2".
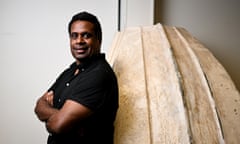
[{"x1": 34, "y1": 91, "x2": 92, "y2": 134}]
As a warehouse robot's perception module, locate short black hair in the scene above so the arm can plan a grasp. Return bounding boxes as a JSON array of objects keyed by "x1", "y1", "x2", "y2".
[{"x1": 68, "y1": 11, "x2": 102, "y2": 44}]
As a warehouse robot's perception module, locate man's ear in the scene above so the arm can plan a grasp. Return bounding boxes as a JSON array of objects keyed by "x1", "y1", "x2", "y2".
[{"x1": 97, "y1": 40, "x2": 101, "y2": 52}]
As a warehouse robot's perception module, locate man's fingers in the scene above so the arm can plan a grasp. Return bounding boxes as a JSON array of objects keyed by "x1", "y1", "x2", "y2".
[
  {"x1": 47, "y1": 91, "x2": 54, "y2": 95},
  {"x1": 46, "y1": 91, "x2": 54, "y2": 106}
]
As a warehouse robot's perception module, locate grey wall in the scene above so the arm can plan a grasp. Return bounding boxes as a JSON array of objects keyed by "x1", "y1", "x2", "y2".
[
  {"x1": 155, "y1": 0, "x2": 240, "y2": 90},
  {"x1": 0, "y1": 0, "x2": 117, "y2": 143}
]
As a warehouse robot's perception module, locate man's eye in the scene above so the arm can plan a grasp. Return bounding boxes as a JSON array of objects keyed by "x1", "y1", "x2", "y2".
[
  {"x1": 82, "y1": 33, "x2": 93, "y2": 39},
  {"x1": 70, "y1": 33, "x2": 78, "y2": 39},
  {"x1": 70, "y1": 32, "x2": 93, "y2": 39}
]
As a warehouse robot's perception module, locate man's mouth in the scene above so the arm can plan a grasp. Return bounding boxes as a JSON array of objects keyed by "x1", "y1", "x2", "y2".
[{"x1": 74, "y1": 47, "x2": 88, "y2": 53}]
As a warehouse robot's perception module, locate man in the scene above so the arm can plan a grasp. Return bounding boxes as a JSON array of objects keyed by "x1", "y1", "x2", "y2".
[{"x1": 34, "y1": 11, "x2": 119, "y2": 144}]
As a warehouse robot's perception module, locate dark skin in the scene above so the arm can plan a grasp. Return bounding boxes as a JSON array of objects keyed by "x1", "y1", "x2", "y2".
[
  {"x1": 70, "y1": 20, "x2": 101, "y2": 65},
  {"x1": 34, "y1": 20, "x2": 101, "y2": 134}
]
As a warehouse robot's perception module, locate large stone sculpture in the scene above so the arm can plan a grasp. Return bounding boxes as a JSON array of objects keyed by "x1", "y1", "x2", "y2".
[{"x1": 107, "y1": 24, "x2": 240, "y2": 144}]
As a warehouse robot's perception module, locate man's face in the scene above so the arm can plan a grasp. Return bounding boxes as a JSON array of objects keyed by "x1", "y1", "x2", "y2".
[{"x1": 70, "y1": 20, "x2": 100, "y2": 64}]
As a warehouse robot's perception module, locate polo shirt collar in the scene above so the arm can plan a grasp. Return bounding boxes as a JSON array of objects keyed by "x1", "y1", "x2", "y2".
[{"x1": 70, "y1": 53, "x2": 105, "y2": 71}]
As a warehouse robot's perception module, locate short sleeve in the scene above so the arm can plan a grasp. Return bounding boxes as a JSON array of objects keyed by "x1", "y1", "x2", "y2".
[{"x1": 68, "y1": 69, "x2": 108, "y2": 111}]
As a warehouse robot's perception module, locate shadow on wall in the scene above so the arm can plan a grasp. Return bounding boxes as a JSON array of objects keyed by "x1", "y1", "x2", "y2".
[
  {"x1": 154, "y1": 0, "x2": 164, "y2": 24},
  {"x1": 153, "y1": 0, "x2": 240, "y2": 91}
]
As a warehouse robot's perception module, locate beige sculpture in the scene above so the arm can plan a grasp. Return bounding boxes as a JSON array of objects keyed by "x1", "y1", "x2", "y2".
[{"x1": 107, "y1": 24, "x2": 240, "y2": 144}]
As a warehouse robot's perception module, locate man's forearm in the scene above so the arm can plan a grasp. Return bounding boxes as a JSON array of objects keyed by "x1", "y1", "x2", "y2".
[{"x1": 34, "y1": 94, "x2": 58, "y2": 122}]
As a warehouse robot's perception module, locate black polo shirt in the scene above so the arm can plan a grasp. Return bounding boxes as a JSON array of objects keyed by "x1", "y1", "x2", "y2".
[{"x1": 47, "y1": 54, "x2": 119, "y2": 144}]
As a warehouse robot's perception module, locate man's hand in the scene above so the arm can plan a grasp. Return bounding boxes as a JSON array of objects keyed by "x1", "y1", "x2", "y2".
[
  {"x1": 44, "y1": 91, "x2": 54, "y2": 106},
  {"x1": 34, "y1": 91, "x2": 58, "y2": 122}
]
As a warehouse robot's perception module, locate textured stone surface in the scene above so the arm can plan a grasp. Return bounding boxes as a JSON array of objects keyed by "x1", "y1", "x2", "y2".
[{"x1": 107, "y1": 24, "x2": 240, "y2": 144}]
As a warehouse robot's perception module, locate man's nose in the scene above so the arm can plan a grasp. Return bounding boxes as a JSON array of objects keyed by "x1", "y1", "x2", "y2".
[{"x1": 76, "y1": 36, "x2": 85, "y2": 44}]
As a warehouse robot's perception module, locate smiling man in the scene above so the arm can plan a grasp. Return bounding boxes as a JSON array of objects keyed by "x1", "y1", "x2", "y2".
[{"x1": 34, "y1": 12, "x2": 119, "y2": 144}]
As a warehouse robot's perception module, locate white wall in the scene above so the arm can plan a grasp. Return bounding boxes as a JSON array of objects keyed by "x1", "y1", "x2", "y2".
[
  {"x1": 120, "y1": 0, "x2": 154, "y2": 30},
  {"x1": 155, "y1": 0, "x2": 240, "y2": 90},
  {"x1": 0, "y1": 0, "x2": 117, "y2": 143}
]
